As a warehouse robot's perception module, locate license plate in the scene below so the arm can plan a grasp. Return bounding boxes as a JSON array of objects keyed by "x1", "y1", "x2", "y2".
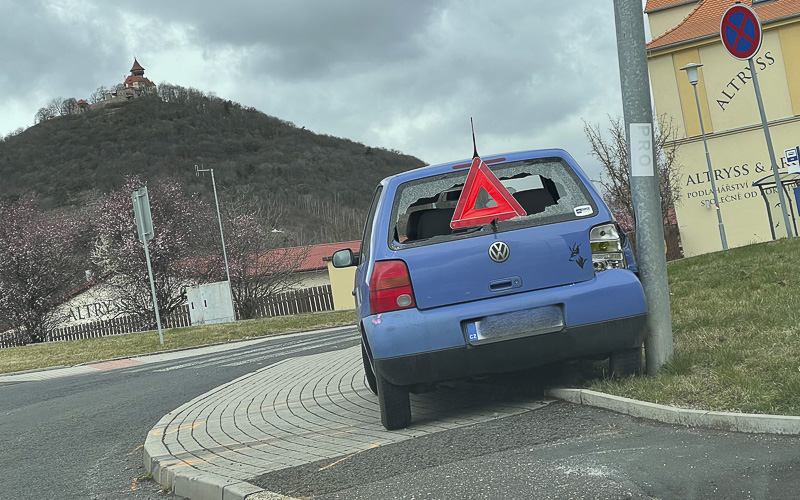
[{"x1": 465, "y1": 305, "x2": 564, "y2": 345}]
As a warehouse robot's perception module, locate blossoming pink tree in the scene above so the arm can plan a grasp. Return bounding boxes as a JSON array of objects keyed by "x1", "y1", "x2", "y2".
[
  {"x1": 0, "y1": 199, "x2": 85, "y2": 344},
  {"x1": 92, "y1": 176, "x2": 214, "y2": 328}
]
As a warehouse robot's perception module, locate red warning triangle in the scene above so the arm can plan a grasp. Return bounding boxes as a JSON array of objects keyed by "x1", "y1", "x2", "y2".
[{"x1": 450, "y1": 157, "x2": 526, "y2": 229}]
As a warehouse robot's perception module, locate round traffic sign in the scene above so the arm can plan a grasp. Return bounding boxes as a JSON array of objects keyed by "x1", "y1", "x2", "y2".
[{"x1": 720, "y1": 3, "x2": 762, "y2": 60}]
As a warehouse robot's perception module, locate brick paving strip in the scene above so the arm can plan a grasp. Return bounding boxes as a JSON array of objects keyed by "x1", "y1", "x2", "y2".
[
  {"x1": 88, "y1": 359, "x2": 145, "y2": 370},
  {"x1": 144, "y1": 345, "x2": 550, "y2": 500}
]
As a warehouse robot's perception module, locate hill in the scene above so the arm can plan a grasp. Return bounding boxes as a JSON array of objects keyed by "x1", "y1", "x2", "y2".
[{"x1": 0, "y1": 88, "x2": 425, "y2": 243}]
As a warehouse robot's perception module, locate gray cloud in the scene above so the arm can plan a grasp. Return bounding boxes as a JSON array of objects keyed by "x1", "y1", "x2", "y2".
[{"x1": 0, "y1": 0, "x2": 634, "y2": 180}]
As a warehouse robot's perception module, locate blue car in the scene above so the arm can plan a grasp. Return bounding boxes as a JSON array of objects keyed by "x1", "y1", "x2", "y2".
[{"x1": 333, "y1": 149, "x2": 647, "y2": 430}]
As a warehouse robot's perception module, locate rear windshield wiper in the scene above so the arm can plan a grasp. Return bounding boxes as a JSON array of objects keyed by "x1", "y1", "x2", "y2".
[{"x1": 452, "y1": 225, "x2": 487, "y2": 236}]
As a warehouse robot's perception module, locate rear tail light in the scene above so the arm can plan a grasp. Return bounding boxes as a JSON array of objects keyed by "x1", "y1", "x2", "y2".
[
  {"x1": 590, "y1": 223, "x2": 627, "y2": 273},
  {"x1": 369, "y1": 260, "x2": 417, "y2": 315}
]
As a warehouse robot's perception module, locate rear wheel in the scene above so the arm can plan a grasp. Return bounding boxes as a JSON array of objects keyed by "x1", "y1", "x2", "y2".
[
  {"x1": 610, "y1": 346, "x2": 643, "y2": 377},
  {"x1": 376, "y1": 370, "x2": 411, "y2": 430},
  {"x1": 362, "y1": 342, "x2": 377, "y2": 394}
]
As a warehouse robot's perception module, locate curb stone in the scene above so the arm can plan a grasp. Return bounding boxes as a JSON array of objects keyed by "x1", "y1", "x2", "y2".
[{"x1": 546, "y1": 388, "x2": 800, "y2": 435}]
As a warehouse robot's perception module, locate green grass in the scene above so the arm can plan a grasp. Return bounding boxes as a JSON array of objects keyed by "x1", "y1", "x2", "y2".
[
  {"x1": 583, "y1": 237, "x2": 800, "y2": 416},
  {"x1": 0, "y1": 310, "x2": 356, "y2": 375}
]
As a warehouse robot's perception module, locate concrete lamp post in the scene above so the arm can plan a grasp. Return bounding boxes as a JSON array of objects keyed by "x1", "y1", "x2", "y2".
[{"x1": 680, "y1": 62, "x2": 728, "y2": 251}]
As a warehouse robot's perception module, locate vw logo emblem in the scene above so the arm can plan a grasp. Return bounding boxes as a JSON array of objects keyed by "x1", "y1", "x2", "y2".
[{"x1": 488, "y1": 242, "x2": 510, "y2": 263}]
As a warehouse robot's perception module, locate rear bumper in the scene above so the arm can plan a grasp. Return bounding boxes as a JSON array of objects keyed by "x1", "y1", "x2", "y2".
[
  {"x1": 373, "y1": 314, "x2": 647, "y2": 386},
  {"x1": 362, "y1": 269, "x2": 647, "y2": 386}
]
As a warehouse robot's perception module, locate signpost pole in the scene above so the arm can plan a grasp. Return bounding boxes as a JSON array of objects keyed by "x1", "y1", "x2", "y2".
[
  {"x1": 720, "y1": 3, "x2": 793, "y2": 239},
  {"x1": 132, "y1": 187, "x2": 164, "y2": 345},
  {"x1": 613, "y1": 0, "x2": 673, "y2": 374},
  {"x1": 142, "y1": 238, "x2": 164, "y2": 345},
  {"x1": 750, "y1": 58, "x2": 794, "y2": 238}
]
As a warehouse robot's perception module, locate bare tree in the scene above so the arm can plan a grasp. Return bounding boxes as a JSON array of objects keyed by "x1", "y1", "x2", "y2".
[
  {"x1": 34, "y1": 107, "x2": 50, "y2": 124},
  {"x1": 294, "y1": 194, "x2": 365, "y2": 244},
  {"x1": 584, "y1": 114, "x2": 682, "y2": 232},
  {"x1": 45, "y1": 97, "x2": 64, "y2": 117},
  {"x1": 207, "y1": 188, "x2": 310, "y2": 319},
  {"x1": 60, "y1": 98, "x2": 78, "y2": 116},
  {"x1": 90, "y1": 85, "x2": 109, "y2": 104}
]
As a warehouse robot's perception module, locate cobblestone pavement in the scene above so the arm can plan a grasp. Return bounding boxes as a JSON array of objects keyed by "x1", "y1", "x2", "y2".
[{"x1": 144, "y1": 345, "x2": 550, "y2": 499}]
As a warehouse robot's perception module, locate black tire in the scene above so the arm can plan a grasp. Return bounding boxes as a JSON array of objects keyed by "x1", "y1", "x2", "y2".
[
  {"x1": 610, "y1": 346, "x2": 643, "y2": 377},
  {"x1": 362, "y1": 342, "x2": 377, "y2": 395},
  {"x1": 376, "y1": 370, "x2": 411, "y2": 430}
]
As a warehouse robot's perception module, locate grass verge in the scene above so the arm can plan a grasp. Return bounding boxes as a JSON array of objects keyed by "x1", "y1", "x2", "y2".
[
  {"x1": 581, "y1": 238, "x2": 800, "y2": 416},
  {"x1": 0, "y1": 310, "x2": 356, "y2": 375}
]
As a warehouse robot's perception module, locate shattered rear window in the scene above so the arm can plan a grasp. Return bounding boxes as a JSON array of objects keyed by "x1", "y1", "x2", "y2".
[{"x1": 390, "y1": 158, "x2": 596, "y2": 247}]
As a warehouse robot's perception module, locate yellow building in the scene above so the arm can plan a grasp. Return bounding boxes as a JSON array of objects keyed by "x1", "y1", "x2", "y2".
[{"x1": 646, "y1": 0, "x2": 800, "y2": 256}]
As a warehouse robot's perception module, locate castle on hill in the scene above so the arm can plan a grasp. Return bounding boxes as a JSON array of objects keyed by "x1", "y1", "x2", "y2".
[
  {"x1": 35, "y1": 58, "x2": 159, "y2": 123},
  {"x1": 74, "y1": 58, "x2": 158, "y2": 113}
]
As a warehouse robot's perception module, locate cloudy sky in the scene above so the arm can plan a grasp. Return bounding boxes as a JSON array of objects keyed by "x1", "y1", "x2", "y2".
[{"x1": 0, "y1": 0, "x2": 651, "y2": 181}]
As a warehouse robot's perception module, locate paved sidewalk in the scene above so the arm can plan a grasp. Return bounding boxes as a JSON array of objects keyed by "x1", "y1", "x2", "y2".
[{"x1": 143, "y1": 345, "x2": 550, "y2": 500}]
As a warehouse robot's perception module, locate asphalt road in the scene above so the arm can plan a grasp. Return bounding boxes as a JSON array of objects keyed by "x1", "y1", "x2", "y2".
[
  {"x1": 2, "y1": 326, "x2": 799, "y2": 500},
  {"x1": 255, "y1": 402, "x2": 800, "y2": 499},
  {"x1": 0, "y1": 328, "x2": 360, "y2": 500}
]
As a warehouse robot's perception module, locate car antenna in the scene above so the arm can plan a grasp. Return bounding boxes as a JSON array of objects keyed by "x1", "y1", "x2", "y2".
[
  {"x1": 471, "y1": 118, "x2": 498, "y2": 232},
  {"x1": 471, "y1": 117, "x2": 479, "y2": 159}
]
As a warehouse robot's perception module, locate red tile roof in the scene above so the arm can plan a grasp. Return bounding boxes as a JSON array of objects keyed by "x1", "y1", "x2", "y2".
[
  {"x1": 216, "y1": 240, "x2": 361, "y2": 277},
  {"x1": 294, "y1": 240, "x2": 360, "y2": 272},
  {"x1": 645, "y1": 0, "x2": 698, "y2": 14},
  {"x1": 183, "y1": 240, "x2": 362, "y2": 277},
  {"x1": 130, "y1": 58, "x2": 145, "y2": 73},
  {"x1": 123, "y1": 75, "x2": 156, "y2": 88},
  {"x1": 647, "y1": 0, "x2": 800, "y2": 51}
]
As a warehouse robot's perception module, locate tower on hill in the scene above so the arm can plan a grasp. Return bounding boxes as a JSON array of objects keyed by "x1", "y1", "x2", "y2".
[{"x1": 121, "y1": 58, "x2": 157, "y2": 97}]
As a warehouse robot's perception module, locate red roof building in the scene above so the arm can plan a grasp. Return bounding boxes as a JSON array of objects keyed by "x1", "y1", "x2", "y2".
[
  {"x1": 248, "y1": 240, "x2": 360, "y2": 276},
  {"x1": 644, "y1": 0, "x2": 800, "y2": 257},
  {"x1": 647, "y1": 0, "x2": 800, "y2": 52},
  {"x1": 296, "y1": 240, "x2": 360, "y2": 273},
  {"x1": 123, "y1": 58, "x2": 156, "y2": 94}
]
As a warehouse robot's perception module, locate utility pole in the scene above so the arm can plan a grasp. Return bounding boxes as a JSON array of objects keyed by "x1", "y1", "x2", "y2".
[
  {"x1": 195, "y1": 165, "x2": 237, "y2": 321},
  {"x1": 613, "y1": 0, "x2": 674, "y2": 374}
]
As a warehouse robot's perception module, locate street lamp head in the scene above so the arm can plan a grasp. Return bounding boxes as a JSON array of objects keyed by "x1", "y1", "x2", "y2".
[{"x1": 680, "y1": 62, "x2": 703, "y2": 86}]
